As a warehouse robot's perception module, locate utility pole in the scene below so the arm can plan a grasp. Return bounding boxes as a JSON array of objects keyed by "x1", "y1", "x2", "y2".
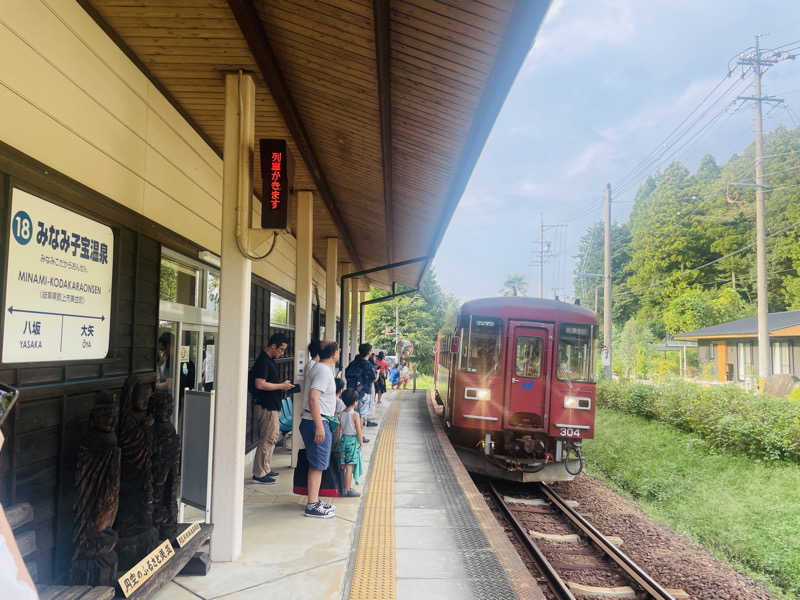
[
  {"x1": 539, "y1": 213, "x2": 544, "y2": 298},
  {"x1": 753, "y1": 35, "x2": 770, "y2": 386},
  {"x1": 603, "y1": 183, "x2": 612, "y2": 379},
  {"x1": 530, "y1": 218, "x2": 566, "y2": 299},
  {"x1": 735, "y1": 36, "x2": 796, "y2": 386}
]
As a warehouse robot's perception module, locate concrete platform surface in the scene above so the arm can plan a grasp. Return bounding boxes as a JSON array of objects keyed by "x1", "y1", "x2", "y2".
[{"x1": 150, "y1": 393, "x2": 394, "y2": 600}]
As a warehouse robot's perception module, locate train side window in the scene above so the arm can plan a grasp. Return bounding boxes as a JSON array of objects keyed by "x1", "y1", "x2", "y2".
[
  {"x1": 458, "y1": 315, "x2": 502, "y2": 375},
  {"x1": 515, "y1": 336, "x2": 542, "y2": 378},
  {"x1": 557, "y1": 323, "x2": 596, "y2": 382}
]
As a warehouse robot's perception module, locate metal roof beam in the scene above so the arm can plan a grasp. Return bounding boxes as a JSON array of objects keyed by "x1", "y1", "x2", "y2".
[{"x1": 226, "y1": 0, "x2": 361, "y2": 270}]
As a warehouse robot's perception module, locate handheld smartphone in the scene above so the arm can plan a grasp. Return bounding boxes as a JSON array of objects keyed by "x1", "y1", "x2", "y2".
[
  {"x1": 0, "y1": 383, "x2": 19, "y2": 428},
  {"x1": 289, "y1": 383, "x2": 301, "y2": 395}
]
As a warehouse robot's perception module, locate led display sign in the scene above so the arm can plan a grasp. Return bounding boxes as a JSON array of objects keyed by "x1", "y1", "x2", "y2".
[{"x1": 259, "y1": 138, "x2": 290, "y2": 230}]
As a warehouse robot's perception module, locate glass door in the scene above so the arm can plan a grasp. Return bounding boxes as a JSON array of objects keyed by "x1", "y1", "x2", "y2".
[{"x1": 201, "y1": 328, "x2": 218, "y2": 392}]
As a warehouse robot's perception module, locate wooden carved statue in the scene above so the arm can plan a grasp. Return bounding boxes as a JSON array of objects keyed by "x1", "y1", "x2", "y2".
[
  {"x1": 71, "y1": 391, "x2": 121, "y2": 586},
  {"x1": 114, "y1": 375, "x2": 159, "y2": 571},
  {"x1": 150, "y1": 391, "x2": 180, "y2": 540}
]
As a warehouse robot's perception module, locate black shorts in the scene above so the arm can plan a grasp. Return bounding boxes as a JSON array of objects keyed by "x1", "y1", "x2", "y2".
[{"x1": 375, "y1": 375, "x2": 387, "y2": 394}]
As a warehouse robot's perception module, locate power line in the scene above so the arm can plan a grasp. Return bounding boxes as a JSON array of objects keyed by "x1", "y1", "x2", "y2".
[
  {"x1": 612, "y1": 73, "x2": 734, "y2": 190},
  {"x1": 614, "y1": 216, "x2": 800, "y2": 299},
  {"x1": 613, "y1": 74, "x2": 751, "y2": 196},
  {"x1": 614, "y1": 80, "x2": 752, "y2": 200}
]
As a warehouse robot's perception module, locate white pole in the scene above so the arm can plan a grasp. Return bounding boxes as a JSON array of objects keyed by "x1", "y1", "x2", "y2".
[{"x1": 210, "y1": 72, "x2": 255, "y2": 562}]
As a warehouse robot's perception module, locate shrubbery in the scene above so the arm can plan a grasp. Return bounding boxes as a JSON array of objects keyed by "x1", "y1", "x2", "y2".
[{"x1": 597, "y1": 379, "x2": 800, "y2": 463}]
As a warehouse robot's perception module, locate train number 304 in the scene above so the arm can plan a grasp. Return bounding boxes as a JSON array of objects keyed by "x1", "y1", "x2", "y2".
[{"x1": 560, "y1": 428, "x2": 582, "y2": 438}]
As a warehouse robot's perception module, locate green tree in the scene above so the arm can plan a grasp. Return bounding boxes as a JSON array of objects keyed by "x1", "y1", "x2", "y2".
[
  {"x1": 614, "y1": 319, "x2": 656, "y2": 379},
  {"x1": 573, "y1": 221, "x2": 633, "y2": 322},
  {"x1": 363, "y1": 268, "x2": 459, "y2": 374},
  {"x1": 499, "y1": 273, "x2": 527, "y2": 297}
]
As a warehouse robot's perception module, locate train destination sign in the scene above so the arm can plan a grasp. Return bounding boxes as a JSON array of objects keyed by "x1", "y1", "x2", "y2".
[
  {"x1": 2, "y1": 188, "x2": 114, "y2": 363},
  {"x1": 259, "y1": 138, "x2": 290, "y2": 230}
]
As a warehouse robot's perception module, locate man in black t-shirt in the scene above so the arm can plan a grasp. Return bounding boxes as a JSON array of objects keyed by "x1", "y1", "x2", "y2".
[{"x1": 252, "y1": 333, "x2": 293, "y2": 484}]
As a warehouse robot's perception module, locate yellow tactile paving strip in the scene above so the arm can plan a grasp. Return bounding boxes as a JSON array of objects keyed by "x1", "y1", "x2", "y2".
[{"x1": 349, "y1": 397, "x2": 402, "y2": 600}]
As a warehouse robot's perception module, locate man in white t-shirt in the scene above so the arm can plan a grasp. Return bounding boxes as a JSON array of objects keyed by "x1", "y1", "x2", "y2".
[{"x1": 300, "y1": 340, "x2": 339, "y2": 518}]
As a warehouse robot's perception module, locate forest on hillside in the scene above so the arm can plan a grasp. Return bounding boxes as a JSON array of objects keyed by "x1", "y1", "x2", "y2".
[{"x1": 574, "y1": 125, "x2": 800, "y2": 375}]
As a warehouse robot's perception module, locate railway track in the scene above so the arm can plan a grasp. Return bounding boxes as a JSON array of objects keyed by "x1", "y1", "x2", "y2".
[{"x1": 488, "y1": 482, "x2": 682, "y2": 600}]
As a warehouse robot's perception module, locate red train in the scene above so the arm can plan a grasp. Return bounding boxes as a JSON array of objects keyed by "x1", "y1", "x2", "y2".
[{"x1": 434, "y1": 297, "x2": 598, "y2": 482}]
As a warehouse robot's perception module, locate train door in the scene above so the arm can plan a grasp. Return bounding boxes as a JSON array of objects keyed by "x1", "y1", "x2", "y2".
[{"x1": 504, "y1": 322, "x2": 552, "y2": 430}]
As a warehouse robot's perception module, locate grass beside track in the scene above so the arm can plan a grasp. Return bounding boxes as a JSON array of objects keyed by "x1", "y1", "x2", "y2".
[{"x1": 583, "y1": 408, "x2": 800, "y2": 599}]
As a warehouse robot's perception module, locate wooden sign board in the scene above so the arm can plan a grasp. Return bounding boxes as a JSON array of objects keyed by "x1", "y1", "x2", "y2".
[
  {"x1": 176, "y1": 522, "x2": 201, "y2": 548},
  {"x1": 118, "y1": 539, "x2": 175, "y2": 597}
]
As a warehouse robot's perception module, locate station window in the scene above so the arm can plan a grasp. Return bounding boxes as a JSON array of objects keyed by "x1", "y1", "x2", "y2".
[
  {"x1": 458, "y1": 315, "x2": 502, "y2": 375},
  {"x1": 515, "y1": 336, "x2": 542, "y2": 378},
  {"x1": 206, "y1": 271, "x2": 220, "y2": 312},
  {"x1": 557, "y1": 323, "x2": 596, "y2": 383},
  {"x1": 270, "y1": 293, "x2": 296, "y2": 329},
  {"x1": 160, "y1": 257, "x2": 200, "y2": 306}
]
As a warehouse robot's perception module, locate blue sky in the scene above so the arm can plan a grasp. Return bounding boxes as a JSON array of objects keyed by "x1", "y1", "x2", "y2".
[{"x1": 433, "y1": 0, "x2": 800, "y2": 302}]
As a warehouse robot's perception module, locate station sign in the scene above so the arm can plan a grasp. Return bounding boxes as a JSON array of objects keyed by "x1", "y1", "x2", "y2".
[
  {"x1": 2, "y1": 188, "x2": 114, "y2": 363},
  {"x1": 259, "y1": 138, "x2": 291, "y2": 230}
]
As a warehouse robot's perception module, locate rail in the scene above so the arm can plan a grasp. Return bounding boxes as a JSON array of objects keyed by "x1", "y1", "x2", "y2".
[
  {"x1": 538, "y1": 482, "x2": 675, "y2": 600},
  {"x1": 488, "y1": 483, "x2": 576, "y2": 600}
]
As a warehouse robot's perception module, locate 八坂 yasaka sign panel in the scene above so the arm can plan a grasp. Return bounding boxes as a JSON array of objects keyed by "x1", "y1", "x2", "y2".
[{"x1": 2, "y1": 188, "x2": 114, "y2": 363}]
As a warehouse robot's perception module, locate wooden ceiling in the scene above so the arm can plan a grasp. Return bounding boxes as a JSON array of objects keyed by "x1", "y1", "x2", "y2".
[{"x1": 80, "y1": 0, "x2": 549, "y2": 286}]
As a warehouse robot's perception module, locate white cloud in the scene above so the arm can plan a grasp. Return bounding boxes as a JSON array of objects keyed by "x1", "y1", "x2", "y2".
[{"x1": 524, "y1": 0, "x2": 637, "y2": 73}]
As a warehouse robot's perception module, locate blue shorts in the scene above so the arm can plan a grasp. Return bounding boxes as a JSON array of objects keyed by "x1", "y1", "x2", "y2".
[{"x1": 300, "y1": 418, "x2": 332, "y2": 470}]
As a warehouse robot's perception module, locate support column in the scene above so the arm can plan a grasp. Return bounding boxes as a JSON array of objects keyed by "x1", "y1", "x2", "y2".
[
  {"x1": 350, "y1": 277, "x2": 360, "y2": 362},
  {"x1": 292, "y1": 190, "x2": 314, "y2": 468},
  {"x1": 325, "y1": 238, "x2": 338, "y2": 340},
  {"x1": 211, "y1": 72, "x2": 254, "y2": 562},
  {"x1": 341, "y1": 264, "x2": 352, "y2": 368},
  {"x1": 359, "y1": 289, "x2": 367, "y2": 345}
]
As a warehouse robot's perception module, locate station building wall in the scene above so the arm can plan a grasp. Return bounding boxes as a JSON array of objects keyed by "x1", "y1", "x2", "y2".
[
  {"x1": 0, "y1": 0, "x2": 338, "y2": 584},
  {"x1": 0, "y1": 0, "x2": 333, "y2": 304}
]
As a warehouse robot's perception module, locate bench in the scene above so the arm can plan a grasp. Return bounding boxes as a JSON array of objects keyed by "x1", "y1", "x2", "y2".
[{"x1": 7, "y1": 502, "x2": 114, "y2": 600}]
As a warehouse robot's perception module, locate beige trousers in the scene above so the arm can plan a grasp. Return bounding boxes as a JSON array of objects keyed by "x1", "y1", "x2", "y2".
[{"x1": 253, "y1": 405, "x2": 280, "y2": 477}]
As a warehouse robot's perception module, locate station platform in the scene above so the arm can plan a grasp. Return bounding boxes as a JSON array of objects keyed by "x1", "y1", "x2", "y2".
[{"x1": 153, "y1": 390, "x2": 540, "y2": 600}]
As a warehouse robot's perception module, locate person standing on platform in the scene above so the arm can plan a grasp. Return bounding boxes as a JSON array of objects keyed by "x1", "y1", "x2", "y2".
[
  {"x1": 401, "y1": 360, "x2": 410, "y2": 389},
  {"x1": 252, "y1": 333, "x2": 293, "y2": 485},
  {"x1": 301, "y1": 340, "x2": 340, "y2": 518},
  {"x1": 346, "y1": 343, "x2": 378, "y2": 428},
  {"x1": 374, "y1": 351, "x2": 389, "y2": 405},
  {"x1": 389, "y1": 363, "x2": 401, "y2": 390},
  {"x1": 338, "y1": 389, "x2": 363, "y2": 497}
]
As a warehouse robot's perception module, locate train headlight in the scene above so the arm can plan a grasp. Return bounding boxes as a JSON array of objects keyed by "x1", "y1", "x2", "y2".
[
  {"x1": 564, "y1": 396, "x2": 591, "y2": 410},
  {"x1": 465, "y1": 387, "x2": 491, "y2": 401}
]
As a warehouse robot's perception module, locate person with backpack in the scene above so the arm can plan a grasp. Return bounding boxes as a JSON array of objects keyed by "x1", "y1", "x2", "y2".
[
  {"x1": 250, "y1": 333, "x2": 293, "y2": 485},
  {"x1": 346, "y1": 343, "x2": 378, "y2": 428}
]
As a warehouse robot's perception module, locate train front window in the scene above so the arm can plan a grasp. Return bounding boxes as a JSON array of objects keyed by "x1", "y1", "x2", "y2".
[
  {"x1": 515, "y1": 336, "x2": 542, "y2": 378},
  {"x1": 557, "y1": 323, "x2": 595, "y2": 382},
  {"x1": 459, "y1": 316, "x2": 502, "y2": 375}
]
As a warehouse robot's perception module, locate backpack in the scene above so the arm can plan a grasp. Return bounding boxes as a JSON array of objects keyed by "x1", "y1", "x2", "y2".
[{"x1": 345, "y1": 359, "x2": 363, "y2": 393}]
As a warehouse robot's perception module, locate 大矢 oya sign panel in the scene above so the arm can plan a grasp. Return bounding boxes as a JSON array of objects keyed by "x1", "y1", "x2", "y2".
[{"x1": 2, "y1": 188, "x2": 114, "y2": 363}]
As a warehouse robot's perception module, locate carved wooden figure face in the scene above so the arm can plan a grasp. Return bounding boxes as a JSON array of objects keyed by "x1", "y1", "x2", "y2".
[
  {"x1": 90, "y1": 392, "x2": 118, "y2": 433},
  {"x1": 132, "y1": 383, "x2": 150, "y2": 412},
  {"x1": 149, "y1": 392, "x2": 174, "y2": 423}
]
